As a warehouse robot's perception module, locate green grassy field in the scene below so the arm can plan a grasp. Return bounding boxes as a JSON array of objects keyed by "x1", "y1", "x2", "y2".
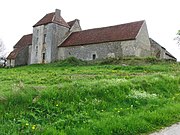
[{"x1": 0, "y1": 58, "x2": 180, "y2": 135}]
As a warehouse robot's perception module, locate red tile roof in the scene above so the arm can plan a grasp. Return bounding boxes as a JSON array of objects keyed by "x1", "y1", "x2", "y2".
[
  {"x1": 13, "y1": 34, "x2": 32, "y2": 48},
  {"x1": 33, "y1": 12, "x2": 69, "y2": 28},
  {"x1": 60, "y1": 20, "x2": 144, "y2": 47},
  {"x1": 7, "y1": 34, "x2": 32, "y2": 59}
]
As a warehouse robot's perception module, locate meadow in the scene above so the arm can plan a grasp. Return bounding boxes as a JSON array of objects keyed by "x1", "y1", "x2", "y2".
[{"x1": 0, "y1": 57, "x2": 180, "y2": 135}]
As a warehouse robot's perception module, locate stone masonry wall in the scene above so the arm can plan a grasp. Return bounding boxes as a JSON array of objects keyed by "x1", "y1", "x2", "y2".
[
  {"x1": 6, "y1": 59, "x2": 15, "y2": 67},
  {"x1": 58, "y1": 40, "x2": 137, "y2": 60},
  {"x1": 69, "y1": 20, "x2": 82, "y2": 32},
  {"x1": 15, "y1": 47, "x2": 29, "y2": 66},
  {"x1": 150, "y1": 38, "x2": 165, "y2": 59},
  {"x1": 28, "y1": 45, "x2": 32, "y2": 65},
  {"x1": 50, "y1": 23, "x2": 70, "y2": 62},
  {"x1": 58, "y1": 21, "x2": 151, "y2": 61},
  {"x1": 135, "y1": 21, "x2": 151, "y2": 57},
  {"x1": 31, "y1": 23, "x2": 69, "y2": 64}
]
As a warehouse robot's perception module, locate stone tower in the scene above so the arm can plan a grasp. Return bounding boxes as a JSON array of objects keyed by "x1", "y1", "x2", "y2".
[{"x1": 30, "y1": 9, "x2": 70, "y2": 64}]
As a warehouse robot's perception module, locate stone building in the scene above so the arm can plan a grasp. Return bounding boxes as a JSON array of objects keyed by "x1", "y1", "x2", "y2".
[
  {"x1": 150, "y1": 38, "x2": 177, "y2": 60},
  {"x1": 7, "y1": 9, "x2": 176, "y2": 67},
  {"x1": 7, "y1": 34, "x2": 32, "y2": 67}
]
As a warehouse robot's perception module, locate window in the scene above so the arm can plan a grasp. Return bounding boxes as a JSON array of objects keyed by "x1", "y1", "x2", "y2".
[
  {"x1": 36, "y1": 37, "x2": 38, "y2": 44},
  {"x1": 42, "y1": 53, "x2": 45, "y2": 63},
  {"x1": 43, "y1": 34, "x2": 47, "y2": 44},
  {"x1": 92, "y1": 54, "x2": 96, "y2": 60},
  {"x1": 44, "y1": 26, "x2": 47, "y2": 33},
  {"x1": 35, "y1": 46, "x2": 38, "y2": 57}
]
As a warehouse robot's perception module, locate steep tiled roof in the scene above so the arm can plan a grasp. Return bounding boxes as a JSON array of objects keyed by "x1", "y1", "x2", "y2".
[
  {"x1": 60, "y1": 20, "x2": 144, "y2": 47},
  {"x1": 7, "y1": 48, "x2": 22, "y2": 59},
  {"x1": 13, "y1": 34, "x2": 32, "y2": 48},
  {"x1": 7, "y1": 34, "x2": 32, "y2": 59},
  {"x1": 33, "y1": 12, "x2": 69, "y2": 28},
  {"x1": 67, "y1": 19, "x2": 77, "y2": 28}
]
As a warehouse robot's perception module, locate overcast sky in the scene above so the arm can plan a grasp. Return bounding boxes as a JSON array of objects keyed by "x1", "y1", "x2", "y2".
[{"x1": 0, "y1": 0, "x2": 180, "y2": 61}]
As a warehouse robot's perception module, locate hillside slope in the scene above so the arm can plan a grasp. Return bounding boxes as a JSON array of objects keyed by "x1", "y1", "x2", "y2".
[{"x1": 0, "y1": 59, "x2": 180, "y2": 135}]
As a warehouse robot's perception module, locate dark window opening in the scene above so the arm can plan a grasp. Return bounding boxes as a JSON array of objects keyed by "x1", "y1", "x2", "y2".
[
  {"x1": 42, "y1": 53, "x2": 45, "y2": 63},
  {"x1": 43, "y1": 34, "x2": 47, "y2": 44},
  {"x1": 92, "y1": 54, "x2": 96, "y2": 60},
  {"x1": 35, "y1": 46, "x2": 38, "y2": 57},
  {"x1": 36, "y1": 37, "x2": 38, "y2": 44}
]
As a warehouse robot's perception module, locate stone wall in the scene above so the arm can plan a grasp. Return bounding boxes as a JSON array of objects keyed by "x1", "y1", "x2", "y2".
[
  {"x1": 150, "y1": 38, "x2": 166, "y2": 59},
  {"x1": 28, "y1": 45, "x2": 32, "y2": 65},
  {"x1": 69, "y1": 20, "x2": 82, "y2": 32},
  {"x1": 50, "y1": 23, "x2": 70, "y2": 62},
  {"x1": 31, "y1": 25, "x2": 44, "y2": 64},
  {"x1": 7, "y1": 47, "x2": 29, "y2": 67},
  {"x1": 58, "y1": 40, "x2": 137, "y2": 60},
  {"x1": 135, "y1": 21, "x2": 151, "y2": 57},
  {"x1": 6, "y1": 59, "x2": 15, "y2": 67},
  {"x1": 15, "y1": 47, "x2": 29, "y2": 66},
  {"x1": 31, "y1": 23, "x2": 69, "y2": 64},
  {"x1": 58, "y1": 21, "x2": 151, "y2": 61}
]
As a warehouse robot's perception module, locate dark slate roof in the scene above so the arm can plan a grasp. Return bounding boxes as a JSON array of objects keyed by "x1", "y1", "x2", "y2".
[
  {"x1": 165, "y1": 51, "x2": 177, "y2": 60},
  {"x1": 33, "y1": 12, "x2": 70, "y2": 28},
  {"x1": 150, "y1": 38, "x2": 176, "y2": 60},
  {"x1": 67, "y1": 19, "x2": 79, "y2": 28},
  {"x1": 149, "y1": 38, "x2": 166, "y2": 50},
  {"x1": 7, "y1": 34, "x2": 32, "y2": 59},
  {"x1": 68, "y1": 19, "x2": 76, "y2": 28},
  {"x1": 60, "y1": 20, "x2": 144, "y2": 47}
]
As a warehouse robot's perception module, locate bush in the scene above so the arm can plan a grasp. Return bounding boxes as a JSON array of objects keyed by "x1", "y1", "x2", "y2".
[{"x1": 53, "y1": 57, "x2": 87, "y2": 66}]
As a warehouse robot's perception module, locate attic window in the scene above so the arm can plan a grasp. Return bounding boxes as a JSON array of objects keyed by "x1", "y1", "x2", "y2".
[{"x1": 92, "y1": 54, "x2": 96, "y2": 60}]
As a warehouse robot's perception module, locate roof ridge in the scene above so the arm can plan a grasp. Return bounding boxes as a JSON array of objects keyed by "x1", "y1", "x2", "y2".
[
  {"x1": 73, "y1": 20, "x2": 145, "y2": 33},
  {"x1": 60, "y1": 20, "x2": 144, "y2": 47}
]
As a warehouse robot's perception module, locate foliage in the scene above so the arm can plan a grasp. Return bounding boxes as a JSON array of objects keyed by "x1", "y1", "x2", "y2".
[
  {"x1": 0, "y1": 61, "x2": 180, "y2": 134},
  {"x1": 52, "y1": 57, "x2": 87, "y2": 67},
  {"x1": 174, "y1": 30, "x2": 180, "y2": 46}
]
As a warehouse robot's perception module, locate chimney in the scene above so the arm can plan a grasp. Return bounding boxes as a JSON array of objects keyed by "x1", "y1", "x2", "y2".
[{"x1": 55, "y1": 9, "x2": 61, "y2": 20}]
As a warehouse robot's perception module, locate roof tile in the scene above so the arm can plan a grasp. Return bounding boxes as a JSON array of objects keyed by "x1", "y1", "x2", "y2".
[
  {"x1": 7, "y1": 34, "x2": 32, "y2": 59},
  {"x1": 33, "y1": 12, "x2": 69, "y2": 28},
  {"x1": 60, "y1": 20, "x2": 144, "y2": 47}
]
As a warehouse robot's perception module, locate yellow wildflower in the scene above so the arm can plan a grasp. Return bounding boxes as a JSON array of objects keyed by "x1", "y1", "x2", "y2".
[{"x1": 32, "y1": 125, "x2": 36, "y2": 130}]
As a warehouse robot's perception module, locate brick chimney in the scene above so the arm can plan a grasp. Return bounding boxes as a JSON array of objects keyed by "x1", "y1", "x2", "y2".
[{"x1": 55, "y1": 9, "x2": 61, "y2": 20}]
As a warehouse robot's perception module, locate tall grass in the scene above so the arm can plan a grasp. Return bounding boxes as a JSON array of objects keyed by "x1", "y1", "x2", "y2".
[{"x1": 0, "y1": 58, "x2": 180, "y2": 134}]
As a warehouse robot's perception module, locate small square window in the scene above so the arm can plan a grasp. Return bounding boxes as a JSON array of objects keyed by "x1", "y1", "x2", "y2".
[{"x1": 92, "y1": 54, "x2": 96, "y2": 60}]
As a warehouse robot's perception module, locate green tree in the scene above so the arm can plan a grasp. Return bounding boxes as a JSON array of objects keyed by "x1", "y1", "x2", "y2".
[{"x1": 174, "y1": 30, "x2": 180, "y2": 46}]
